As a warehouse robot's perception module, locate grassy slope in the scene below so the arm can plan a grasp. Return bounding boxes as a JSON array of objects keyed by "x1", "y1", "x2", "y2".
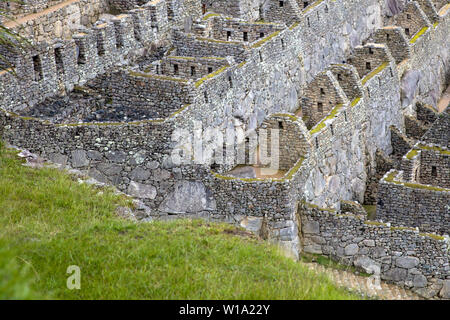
[{"x1": 0, "y1": 143, "x2": 362, "y2": 300}]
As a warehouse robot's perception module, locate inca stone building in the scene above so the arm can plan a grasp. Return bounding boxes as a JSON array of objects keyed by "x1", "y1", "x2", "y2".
[{"x1": 0, "y1": 0, "x2": 449, "y2": 299}]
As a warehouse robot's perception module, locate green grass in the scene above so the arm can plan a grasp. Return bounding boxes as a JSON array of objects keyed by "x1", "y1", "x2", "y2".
[
  {"x1": 363, "y1": 205, "x2": 377, "y2": 220},
  {"x1": 0, "y1": 143, "x2": 362, "y2": 300}
]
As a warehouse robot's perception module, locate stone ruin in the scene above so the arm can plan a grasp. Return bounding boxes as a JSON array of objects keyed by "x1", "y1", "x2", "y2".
[{"x1": 0, "y1": 0, "x2": 449, "y2": 299}]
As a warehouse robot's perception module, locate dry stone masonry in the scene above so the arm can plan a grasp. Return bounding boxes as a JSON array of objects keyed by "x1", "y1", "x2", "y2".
[{"x1": 0, "y1": 0, "x2": 449, "y2": 299}]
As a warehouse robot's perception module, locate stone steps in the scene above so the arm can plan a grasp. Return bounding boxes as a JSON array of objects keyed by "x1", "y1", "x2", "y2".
[{"x1": 304, "y1": 262, "x2": 423, "y2": 300}]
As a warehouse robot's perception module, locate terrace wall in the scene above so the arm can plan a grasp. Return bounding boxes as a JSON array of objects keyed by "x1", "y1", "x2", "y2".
[{"x1": 300, "y1": 202, "x2": 449, "y2": 299}]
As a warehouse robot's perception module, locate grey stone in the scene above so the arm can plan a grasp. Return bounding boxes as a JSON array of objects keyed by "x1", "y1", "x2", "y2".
[
  {"x1": 354, "y1": 256, "x2": 380, "y2": 274},
  {"x1": 440, "y1": 280, "x2": 450, "y2": 299},
  {"x1": 130, "y1": 167, "x2": 151, "y2": 181},
  {"x1": 240, "y1": 216, "x2": 263, "y2": 233},
  {"x1": 303, "y1": 221, "x2": 320, "y2": 234},
  {"x1": 385, "y1": 0, "x2": 405, "y2": 17},
  {"x1": 49, "y1": 153, "x2": 68, "y2": 166},
  {"x1": 396, "y1": 256, "x2": 420, "y2": 269},
  {"x1": 401, "y1": 69, "x2": 421, "y2": 107},
  {"x1": 384, "y1": 268, "x2": 407, "y2": 282},
  {"x1": 303, "y1": 244, "x2": 323, "y2": 255},
  {"x1": 152, "y1": 169, "x2": 172, "y2": 181},
  {"x1": 131, "y1": 150, "x2": 147, "y2": 165},
  {"x1": 159, "y1": 181, "x2": 216, "y2": 214},
  {"x1": 128, "y1": 181, "x2": 157, "y2": 200},
  {"x1": 106, "y1": 151, "x2": 127, "y2": 163},
  {"x1": 344, "y1": 243, "x2": 359, "y2": 256},
  {"x1": 412, "y1": 274, "x2": 428, "y2": 288},
  {"x1": 97, "y1": 163, "x2": 122, "y2": 176},
  {"x1": 373, "y1": 247, "x2": 387, "y2": 258},
  {"x1": 362, "y1": 239, "x2": 375, "y2": 247},
  {"x1": 71, "y1": 150, "x2": 89, "y2": 168},
  {"x1": 87, "y1": 150, "x2": 103, "y2": 161},
  {"x1": 87, "y1": 168, "x2": 108, "y2": 184}
]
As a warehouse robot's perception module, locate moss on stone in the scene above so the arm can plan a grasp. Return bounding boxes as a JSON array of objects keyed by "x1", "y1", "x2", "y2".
[
  {"x1": 417, "y1": 144, "x2": 450, "y2": 156},
  {"x1": 351, "y1": 97, "x2": 361, "y2": 107},
  {"x1": 309, "y1": 104, "x2": 344, "y2": 135},
  {"x1": 364, "y1": 221, "x2": 388, "y2": 227},
  {"x1": 419, "y1": 233, "x2": 445, "y2": 241},
  {"x1": 301, "y1": 200, "x2": 337, "y2": 213},
  {"x1": 283, "y1": 157, "x2": 305, "y2": 180},
  {"x1": 302, "y1": 0, "x2": 325, "y2": 13},
  {"x1": 195, "y1": 66, "x2": 228, "y2": 88},
  {"x1": 410, "y1": 26, "x2": 429, "y2": 44},
  {"x1": 271, "y1": 113, "x2": 298, "y2": 122},
  {"x1": 202, "y1": 13, "x2": 220, "y2": 20},
  {"x1": 384, "y1": 170, "x2": 450, "y2": 192},
  {"x1": 390, "y1": 226, "x2": 416, "y2": 232},
  {"x1": 289, "y1": 22, "x2": 300, "y2": 30},
  {"x1": 251, "y1": 31, "x2": 281, "y2": 48},
  {"x1": 237, "y1": 61, "x2": 247, "y2": 68},
  {"x1": 361, "y1": 62, "x2": 389, "y2": 85},
  {"x1": 406, "y1": 149, "x2": 419, "y2": 160}
]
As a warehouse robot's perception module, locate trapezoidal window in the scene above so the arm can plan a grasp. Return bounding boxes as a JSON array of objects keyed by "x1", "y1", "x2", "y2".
[
  {"x1": 243, "y1": 32, "x2": 248, "y2": 42},
  {"x1": 405, "y1": 28, "x2": 410, "y2": 36},
  {"x1": 260, "y1": 32, "x2": 265, "y2": 39},
  {"x1": 431, "y1": 166, "x2": 437, "y2": 177},
  {"x1": 32, "y1": 55, "x2": 43, "y2": 81},
  {"x1": 227, "y1": 31, "x2": 232, "y2": 41},
  {"x1": 279, "y1": 1, "x2": 284, "y2": 7},
  {"x1": 76, "y1": 43, "x2": 86, "y2": 65},
  {"x1": 54, "y1": 47, "x2": 64, "y2": 73},
  {"x1": 114, "y1": 24, "x2": 123, "y2": 48},
  {"x1": 191, "y1": 66, "x2": 196, "y2": 76},
  {"x1": 174, "y1": 64, "x2": 179, "y2": 75},
  {"x1": 317, "y1": 102, "x2": 323, "y2": 113},
  {"x1": 366, "y1": 61, "x2": 371, "y2": 70}
]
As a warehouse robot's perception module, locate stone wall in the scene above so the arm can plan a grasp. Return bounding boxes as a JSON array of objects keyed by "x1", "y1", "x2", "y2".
[
  {"x1": 1, "y1": 0, "x2": 449, "y2": 262},
  {"x1": 155, "y1": 56, "x2": 229, "y2": 80},
  {"x1": 417, "y1": 147, "x2": 450, "y2": 188},
  {"x1": 0, "y1": 1, "x2": 168, "y2": 112},
  {"x1": 0, "y1": 0, "x2": 65, "y2": 19},
  {"x1": 395, "y1": 2, "x2": 450, "y2": 108},
  {"x1": 201, "y1": 0, "x2": 263, "y2": 21},
  {"x1": 299, "y1": 201, "x2": 449, "y2": 299},
  {"x1": 88, "y1": 70, "x2": 195, "y2": 119},
  {"x1": 0, "y1": 109, "x2": 181, "y2": 213},
  {"x1": 301, "y1": 71, "x2": 347, "y2": 130},
  {"x1": 208, "y1": 16, "x2": 285, "y2": 43},
  {"x1": 5, "y1": 0, "x2": 111, "y2": 42},
  {"x1": 172, "y1": 31, "x2": 249, "y2": 62},
  {"x1": 421, "y1": 111, "x2": 450, "y2": 147},
  {"x1": 376, "y1": 170, "x2": 450, "y2": 234}
]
